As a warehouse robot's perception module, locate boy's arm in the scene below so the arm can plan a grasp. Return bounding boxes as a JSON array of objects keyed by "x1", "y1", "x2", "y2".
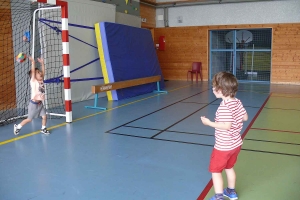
[
  {"x1": 37, "y1": 58, "x2": 45, "y2": 76},
  {"x1": 201, "y1": 117, "x2": 232, "y2": 130},
  {"x1": 28, "y1": 56, "x2": 35, "y2": 80},
  {"x1": 209, "y1": 121, "x2": 232, "y2": 130},
  {"x1": 243, "y1": 112, "x2": 248, "y2": 121}
]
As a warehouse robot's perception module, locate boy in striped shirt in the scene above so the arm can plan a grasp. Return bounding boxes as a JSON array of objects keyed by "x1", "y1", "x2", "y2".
[{"x1": 201, "y1": 72, "x2": 248, "y2": 200}]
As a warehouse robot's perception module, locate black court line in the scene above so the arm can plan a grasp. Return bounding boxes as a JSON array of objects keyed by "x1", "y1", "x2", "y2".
[
  {"x1": 210, "y1": 104, "x2": 260, "y2": 109},
  {"x1": 263, "y1": 107, "x2": 300, "y2": 111},
  {"x1": 181, "y1": 102, "x2": 260, "y2": 108},
  {"x1": 250, "y1": 127, "x2": 300, "y2": 134},
  {"x1": 125, "y1": 125, "x2": 300, "y2": 145},
  {"x1": 239, "y1": 90, "x2": 270, "y2": 94},
  {"x1": 150, "y1": 99, "x2": 218, "y2": 139},
  {"x1": 108, "y1": 91, "x2": 300, "y2": 158},
  {"x1": 244, "y1": 106, "x2": 261, "y2": 109},
  {"x1": 108, "y1": 131, "x2": 214, "y2": 147},
  {"x1": 211, "y1": 103, "x2": 223, "y2": 106},
  {"x1": 180, "y1": 102, "x2": 212, "y2": 104},
  {"x1": 108, "y1": 131, "x2": 300, "y2": 157},
  {"x1": 271, "y1": 95, "x2": 300, "y2": 99},
  {"x1": 106, "y1": 89, "x2": 209, "y2": 133},
  {"x1": 211, "y1": 104, "x2": 261, "y2": 109},
  {"x1": 123, "y1": 125, "x2": 162, "y2": 131},
  {"x1": 124, "y1": 125, "x2": 214, "y2": 137},
  {"x1": 107, "y1": 132, "x2": 153, "y2": 140},
  {"x1": 241, "y1": 148, "x2": 300, "y2": 157},
  {"x1": 244, "y1": 138, "x2": 300, "y2": 146}
]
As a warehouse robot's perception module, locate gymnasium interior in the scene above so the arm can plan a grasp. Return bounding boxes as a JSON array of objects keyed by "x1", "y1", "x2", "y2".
[{"x1": 0, "y1": 0, "x2": 299, "y2": 199}]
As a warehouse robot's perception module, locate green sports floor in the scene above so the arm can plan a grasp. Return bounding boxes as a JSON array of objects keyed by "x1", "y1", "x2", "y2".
[{"x1": 203, "y1": 91, "x2": 300, "y2": 199}]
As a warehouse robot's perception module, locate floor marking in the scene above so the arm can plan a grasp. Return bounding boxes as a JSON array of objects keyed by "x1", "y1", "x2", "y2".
[
  {"x1": 241, "y1": 148, "x2": 300, "y2": 157},
  {"x1": 106, "y1": 89, "x2": 209, "y2": 133},
  {"x1": 263, "y1": 107, "x2": 300, "y2": 111},
  {"x1": 108, "y1": 131, "x2": 214, "y2": 147},
  {"x1": 150, "y1": 99, "x2": 218, "y2": 139},
  {"x1": 250, "y1": 127, "x2": 300, "y2": 134},
  {"x1": 271, "y1": 93, "x2": 300, "y2": 98},
  {"x1": 0, "y1": 84, "x2": 192, "y2": 146},
  {"x1": 239, "y1": 89, "x2": 269, "y2": 94},
  {"x1": 244, "y1": 138, "x2": 300, "y2": 145}
]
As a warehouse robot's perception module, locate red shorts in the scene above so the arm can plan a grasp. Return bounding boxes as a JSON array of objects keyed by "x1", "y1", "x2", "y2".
[{"x1": 209, "y1": 146, "x2": 241, "y2": 173}]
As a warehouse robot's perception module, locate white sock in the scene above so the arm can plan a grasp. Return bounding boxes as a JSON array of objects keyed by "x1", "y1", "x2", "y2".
[
  {"x1": 17, "y1": 124, "x2": 22, "y2": 129},
  {"x1": 42, "y1": 125, "x2": 46, "y2": 129}
]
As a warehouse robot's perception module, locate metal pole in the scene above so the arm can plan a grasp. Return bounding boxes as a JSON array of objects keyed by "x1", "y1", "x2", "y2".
[{"x1": 251, "y1": 44, "x2": 254, "y2": 80}]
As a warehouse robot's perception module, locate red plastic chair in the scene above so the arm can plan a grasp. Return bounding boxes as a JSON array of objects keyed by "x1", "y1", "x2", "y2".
[{"x1": 187, "y1": 62, "x2": 203, "y2": 82}]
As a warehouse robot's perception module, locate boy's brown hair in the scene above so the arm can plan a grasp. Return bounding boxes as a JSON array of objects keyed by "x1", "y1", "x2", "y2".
[
  {"x1": 28, "y1": 68, "x2": 39, "y2": 78},
  {"x1": 212, "y1": 71, "x2": 238, "y2": 98}
]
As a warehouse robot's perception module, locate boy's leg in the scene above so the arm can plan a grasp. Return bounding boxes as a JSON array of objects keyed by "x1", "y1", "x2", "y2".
[
  {"x1": 14, "y1": 101, "x2": 36, "y2": 135},
  {"x1": 225, "y1": 168, "x2": 236, "y2": 189},
  {"x1": 212, "y1": 172, "x2": 223, "y2": 194},
  {"x1": 14, "y1": 118, "x2": 32, "y2": 135},
  {"x1": 223, "y1": 171, "x2": 238, "y2": 200},
  {"x1": 225, "y1": 146, "x2": 241, "y2": 187},
  {"x1": 40, "y1": 115, "x2": 50, "y2": 135},
  {"x1": 42, "y1": 114, "x2": 47, "y2": 127},
  {"x1": 209, "y1": 148, "x2": 226, "y2": 200},
  {"x1": 39, "y1": 104, "x2": 50, "y2": 135},
  {"x1": 20, "y1": 118, "x2": 32, "y2": 126},
  {"x1": 223, "y1": 146, "x2": 241, "y2": 200},
  {"x1": 210, "y1": 173, "x2": 224, "y2": 200}
]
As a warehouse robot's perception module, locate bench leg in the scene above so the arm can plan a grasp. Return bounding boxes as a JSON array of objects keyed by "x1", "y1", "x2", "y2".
[
  {"x1": 85, "y1": 94, "x2": 107, "y2": 110},
  {"x1": 153, "y1": 81, "x2": 168, "y2": 94}
]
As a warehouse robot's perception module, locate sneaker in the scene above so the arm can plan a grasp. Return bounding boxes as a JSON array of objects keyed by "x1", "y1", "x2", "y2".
[
  {"x1": 210, "y1": 195, "x2": 224, "y2": 200},
  {"x1": 41, "y1": 128, "x2": 50, "y2": 135},
  {"x1": 223, "y1": 188, "x2": 238, "y2": 200},
  {"x1": 14, "y1": 124, "x2": 20, "y2": 135}
]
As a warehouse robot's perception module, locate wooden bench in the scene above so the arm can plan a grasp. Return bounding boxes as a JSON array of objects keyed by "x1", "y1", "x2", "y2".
[{"x1": 85, "y1": 75, "x2": 167, "y2": 110}]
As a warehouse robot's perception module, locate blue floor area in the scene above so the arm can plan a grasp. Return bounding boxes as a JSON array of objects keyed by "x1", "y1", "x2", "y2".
[{"x1": 0, "y1": 80, "x2": 274, "y2": 200}]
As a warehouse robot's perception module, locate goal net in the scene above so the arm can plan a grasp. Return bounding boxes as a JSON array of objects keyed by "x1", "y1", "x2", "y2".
[{"x1": 0, "y1": 0, "x2": 71, "y2": 126}]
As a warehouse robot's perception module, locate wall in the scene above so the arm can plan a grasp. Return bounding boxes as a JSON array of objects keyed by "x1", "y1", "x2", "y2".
[
  {"x1": 0, "y1": 0, "x2": 16, "y2": 111},
  {"x1": 154, "y1": 23, "x2": 300, "y2": 84},
  {"x1": 156, "y1": 0, "x2": 300, "y2": 27},
  {"x1": 92, "y1": 0, "x2": 140, "y2": 16},
  {"x1": 140, "y1": 0, "x2": 156, "y2": 28},
  {"x1": 66, "y1": 0, "x2": 116, "y2": 102},
  {"x1": 3, "y1": 0, "x2": 33, "y2": 118},
  {"x1": 154, "y1": 26, "x2": 209, "y2": 80},
  {"x1": 116, "y1": 12, "x2": 141, "y2": 28},
  {"x1": 154, "y1": 0, "x2": 300, "y2": 84},
  {"x1": 156, "y1": 7, "x2": 164, "y2": 28},
  {"x1": 271, "y1": 23, "x2": 300, "y2": 84}
]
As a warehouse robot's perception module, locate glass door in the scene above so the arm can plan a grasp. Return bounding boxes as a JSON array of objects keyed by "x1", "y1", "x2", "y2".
[{"x1": 210, "y1": 29, "x2": 272, "y2": 82}]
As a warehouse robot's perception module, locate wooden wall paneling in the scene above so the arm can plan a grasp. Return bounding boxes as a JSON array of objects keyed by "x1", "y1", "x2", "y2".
[
  {"x1": 0, "y1": 1, "x2": 17, "y2": 110},
  {"x1": 155, "y1": 23, "x2": 300, "y2": 84},
  {"x1": 271, "y1": 23, "x2": 300, "y2": 83},
  {"x1": 141, "y1": 0, "x2": 156, "y2": 3},
  {"x1": 140, "y1": 3, "x2": 155, "y2": 29},
  {"x1": 154, "y1": 27, "x2": 209, "y2": 80}
]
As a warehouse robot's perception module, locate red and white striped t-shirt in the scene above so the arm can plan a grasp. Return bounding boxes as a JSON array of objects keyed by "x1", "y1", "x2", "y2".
[{"x1": 214, "y1": 98, "x2": 246, "y2": 151}]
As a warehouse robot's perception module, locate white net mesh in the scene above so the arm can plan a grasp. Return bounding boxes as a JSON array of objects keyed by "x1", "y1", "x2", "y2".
[{"x1": 0, "y1": 1, "x2": 65, "y2": 125}]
